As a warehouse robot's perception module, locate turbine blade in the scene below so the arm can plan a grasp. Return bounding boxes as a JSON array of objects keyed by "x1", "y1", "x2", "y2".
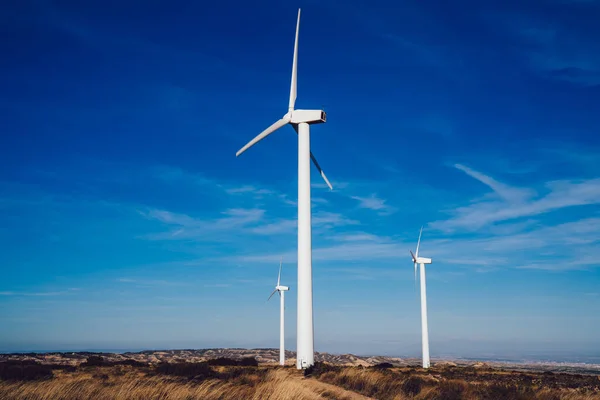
[
  {"x1": 267, "y1": 288, "x2": 278, "y2": 302},
  {"x1": 277, "y1": 257, "x2": 282, "y2": 287},
  {"x1": 291, "y1": 125, "x2": 333, "y2": 190},
  {"x1": 236, "y1": 117, "x2": 290, "y2": 157},
  {"x1": 415, "y1": 226, "x2": 423, "y2": 258},
  {"x1": 414, "y1": 262, "x2": 417, "y2": 283},
  {"x1": 310, "y1": 152, "x2": 333, "y2": 190},
  {"x1": 410, "y1": 250, "x2": 417, "y2": 263},
  {"x1": 289, "y1": 9, "x2": 300, "y2": 111}
]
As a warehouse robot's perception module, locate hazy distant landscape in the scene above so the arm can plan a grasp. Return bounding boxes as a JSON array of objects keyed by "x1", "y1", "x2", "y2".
[
  {"x1": 3, "y1": 348, "x2": 600, "y2": 375},
  {"x1": 2, "y1": 349, "x2": 600, "y2": 399}
]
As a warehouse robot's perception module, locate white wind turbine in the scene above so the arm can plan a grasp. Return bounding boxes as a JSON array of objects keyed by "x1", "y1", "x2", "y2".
[
  {"x1": 267, "y1": 258, "x2": 290, "y2": 366},
  {"x1": 410, "y1": 227, "x2": 433, "y2": 369},
  {"x1": 235, "y1": 8, "x2": 332, "y2": 369}
]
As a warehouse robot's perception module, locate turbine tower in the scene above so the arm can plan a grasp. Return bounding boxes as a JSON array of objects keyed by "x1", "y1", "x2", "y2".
[
  {"x1": 235, "y1": 9, "x2": 332, "y2": 369},
  {"x1": 268, "y1": 258, "x2": 290, "y2": 366},
  {"x1": 410, "y1": 227, "x2": 433, "y2": 369}
]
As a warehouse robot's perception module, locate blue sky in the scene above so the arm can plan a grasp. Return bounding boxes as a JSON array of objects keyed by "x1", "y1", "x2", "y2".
[{"x1": 1, "y1": 0, "x2": 599, "y2": 361}]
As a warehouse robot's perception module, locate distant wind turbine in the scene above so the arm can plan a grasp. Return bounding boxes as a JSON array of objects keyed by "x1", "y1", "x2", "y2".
[
  {"x1": 268, "y1": 258, "x2": 289, "y2": 366},
  {"x1": 410, "y1": 227, "x2": 432, "y2": 369},
  {"x1": 235, "y1": 8, "x2": 332, "y2": 369}
]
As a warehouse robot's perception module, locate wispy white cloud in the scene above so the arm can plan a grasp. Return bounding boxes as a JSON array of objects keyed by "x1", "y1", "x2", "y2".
[
  {"x1": 424, "y1": 161, "x2": 600, "y2": 272},
  {"x1": 333, "y1": 233, "x2": 386, "y2": 242},
  {"x1": 453, "y1": 164, "x2": 533, "y2": 202},
  {"x1": 320, "y1": 266, "x2": 401, "y2": 281},
  {"x1": 250, "y1": 219, "x2": 296, "y2": 235},
  {"x1": 116, "y1": 278, "x2": 189, "y2": 287},
  {"x1": 314, "y1": 212, "x2": 360, "y2": 228},
  {"x1": 432, "y1": 218, "x2": 599, "y2": 269},
  {"x1": 139, "y1": 207, "x2": 267, "y2": 241},
  {"x1": 226, "y1": 210, "x2": 600, "y2": 272},
  {"x1": 224, "y1": 230, "x2": 403, "y2": 265},
  {"x1": 312, "y1": 197, "x2": 329, "y2": 205},
  {"x1": 151, "y1": 166, "x2": 298, "y2": 206},
  {"x1": 351, "y1": 193, "x2": 397, "y2": 215},
  {"x1": 139, "y1": 202, "x2": 358, "y2": 242},
  {"x1": 433, "y1": 164, "x2": 600, "y2": 231},
  {"x1": 0, "y1": 288, "x2": 80, "y2": 297},
  {"x1": 225, "y1": 186, "x2": 259, "y2": 194},
  {"x1": 225, "y1": 184, "x2": 297, "y2": 206}
]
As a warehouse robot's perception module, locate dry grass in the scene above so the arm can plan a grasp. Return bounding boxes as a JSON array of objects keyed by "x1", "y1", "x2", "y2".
[
  {"x1": 1, "y1": 361, "x2": 599, "y2": 400},
  {"x1": 0, "y1": 369, "x2": 246, "y2": 400},
  {"x1": 0, "y1": 365, "x2": 368, "y2": 400},
  {"x1": 308, "y1": 363, "x2": 600, "y2": 400}
]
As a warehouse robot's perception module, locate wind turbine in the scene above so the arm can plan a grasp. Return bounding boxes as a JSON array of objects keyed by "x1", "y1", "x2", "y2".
[
  {"x1": 268, "y1": 258, "x2": 290, "y2": 366},
  {"x1": 235, "y1": 8, "x2": 332, "y2": 369},
  {"x1": 410, "y1": 227, "x2": 432, "y2": 369}
]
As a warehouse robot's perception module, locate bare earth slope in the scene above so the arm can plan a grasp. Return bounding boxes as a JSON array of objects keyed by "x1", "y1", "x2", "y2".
[{"x1": 2, "y1": 348, "x2": 599, "y2": 375}]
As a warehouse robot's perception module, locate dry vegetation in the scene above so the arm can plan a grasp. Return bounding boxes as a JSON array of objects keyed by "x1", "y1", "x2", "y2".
[
  {"x1": 1, "y1": 358, "x2": 599, "y2": 400},
  {"x1": 0, "y1": 358, "x2": 366, "y2": 400},
  {"x1": 307, "y1": 362, "x2": 600, "y2": 400}
]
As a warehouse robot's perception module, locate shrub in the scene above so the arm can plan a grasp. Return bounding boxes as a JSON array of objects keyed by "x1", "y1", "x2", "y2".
[
  {"x1": 238, "y1": 357, "x2": 258, "y2": 367},
  {"x1": 372, "y1": 362, "x2": 394, "y2": 370},
  {"x1": 303, "y1": 362, "x2": 339, "y2": 377},
  {"x1": 79, "y1": 357, "x2": 146, "y2": 369},
  {"x1": 155, "y1": 361, "x2": 216, "y2": 380},
  {"x1": 219, "y1": 367, "x2": 267, "y2": 386},
  {"x1": 402, "y1": 376, "x2": 423, "y2": 396},
  {"x1": 442, "y1": 369, "x2": 458, "y2": 379},
  {"x1": 47, "y1": 364, "x2": 77, "y2": 372},
  {"x1": 206, "y1": 357, "x2": 258, "y2": 367},
  {"x1": 431, "y1": 380, "x2": 466, "y2": 400},
  {"x1": 0, "y1": 360, "x2": 53, "y2": 381},
  {"x1": 476, "y1": 383, "x2": 522, "y2": 400},
  {"x1": 114, "y1": 359, "x2": 147, "y2": 367},
  {"x1": 207, "y1": 357, "x2": 240, "y2": 366},
  {"x1": 81, "y1": 355, "x2": 105, "y2": 367}
]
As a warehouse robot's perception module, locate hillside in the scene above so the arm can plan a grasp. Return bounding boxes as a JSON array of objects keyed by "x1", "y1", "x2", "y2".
[{"x1": 2, "y1": 348, "x2": 600, "y2": 375}]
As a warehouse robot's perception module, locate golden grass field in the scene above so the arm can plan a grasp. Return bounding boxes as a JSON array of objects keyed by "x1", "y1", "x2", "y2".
[{"x1": 1, "y1": 360, "x2": 600, "y2": 400}]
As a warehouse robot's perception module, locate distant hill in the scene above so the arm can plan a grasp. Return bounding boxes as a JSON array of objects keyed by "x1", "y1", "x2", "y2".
[{"x1": 1, "y1": 348, "x2": 599, "y2": 375}]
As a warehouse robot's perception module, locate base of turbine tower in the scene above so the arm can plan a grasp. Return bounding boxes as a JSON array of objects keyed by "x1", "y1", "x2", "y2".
[{"x1": 297, "y1": 359, "x2": 311, "y2": 370}]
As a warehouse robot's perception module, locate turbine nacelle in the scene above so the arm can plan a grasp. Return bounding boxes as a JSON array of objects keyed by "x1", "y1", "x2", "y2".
[
  {"x1": 290, "y1": 109, "x2": 326, "y2": 125},
  {"x1": 416, "y1": 257, "x2": 432, "y2": 265},
  {"x1": 268, "y1": 258, "x2": 289, "y2": 301}
]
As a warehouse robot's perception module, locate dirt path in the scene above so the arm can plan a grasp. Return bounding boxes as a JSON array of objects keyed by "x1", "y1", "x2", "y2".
[{"x1": 290, "y1": 372, "x2": 374, "y2": 400}]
